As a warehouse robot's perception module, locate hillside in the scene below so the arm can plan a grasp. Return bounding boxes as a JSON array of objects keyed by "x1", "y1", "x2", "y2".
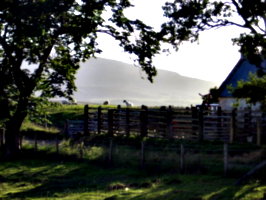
[{"x1": 73, "y1": 58, "x2": 216, "y2": 106}]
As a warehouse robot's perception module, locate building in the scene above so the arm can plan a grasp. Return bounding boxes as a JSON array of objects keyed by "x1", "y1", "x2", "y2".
[{"x1": 218, "y1": 58, "x2": 264, "y2": 110}]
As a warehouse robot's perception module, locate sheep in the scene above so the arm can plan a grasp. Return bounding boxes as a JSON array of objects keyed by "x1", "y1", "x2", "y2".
[
  {"x1": 123, "y1": 100, "x2": 133, "y2": 107},
  {"x1": 103, "y1": 100, "x2": 110, "y2": 105}
]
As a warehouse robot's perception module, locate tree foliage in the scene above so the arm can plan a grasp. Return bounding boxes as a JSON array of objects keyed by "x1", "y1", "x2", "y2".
[
  {"x1": 162, "y1": 0, "x2": 265, "y2": 67},
  {"x1": 0, "y1": 0, "x2": 165, "y2": 154},
  {"x1": 201, "y1": 87, "x2": 220, "y2": 104},
  {"x1": 232, "y1": 73, "x2": 266, "y2": 109}
]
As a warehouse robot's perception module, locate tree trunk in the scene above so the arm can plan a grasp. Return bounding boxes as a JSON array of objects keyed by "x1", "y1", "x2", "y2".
[
  {"x1": 4, "y1": 104, "x2": 28, "y2": 157},
  {"x1": 5, "y1": 122, "x2": 21, "y2": 156}
]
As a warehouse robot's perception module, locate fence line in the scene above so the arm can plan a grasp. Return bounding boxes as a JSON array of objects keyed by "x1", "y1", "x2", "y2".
[
  {"x1": 73, "y1": 105, "x2": 266, "y2": 144},
  {"x1": 19, "y1": 136, "x2": 264, "y2": 176}
]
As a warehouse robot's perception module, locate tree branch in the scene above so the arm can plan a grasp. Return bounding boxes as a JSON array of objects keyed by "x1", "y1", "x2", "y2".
[
  {"x1": 0, "y1": 33, "x2": 27, "y2": 95},
  {"x1": 231, "y1": 0, "x2": 257, "y2": 33},
  {"x1": 31, "y1": 30, "x2": 61, "y2": 91},
  {"x1": 225, "y1": 21, "x2": 249, "y2": 29}
]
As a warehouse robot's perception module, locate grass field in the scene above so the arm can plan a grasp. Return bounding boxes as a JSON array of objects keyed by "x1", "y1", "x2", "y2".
[
  {"x1": 10, "y1": 104, "x2": 265, "y2": 199},
  {"x1": 0, "y1": 151, "x2": 265, "y2": 200},
  {"x1": 21, "y1": 104, "x2": 85, "y2": 132}
]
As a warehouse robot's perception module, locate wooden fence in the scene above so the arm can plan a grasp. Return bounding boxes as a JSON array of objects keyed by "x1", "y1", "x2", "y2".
[
  {"x1": 80, "y1": 105, "x2": 200, "y2": 140},
  {"x1": 65, "y1": 105, "x2": 266, "y2": 144}
]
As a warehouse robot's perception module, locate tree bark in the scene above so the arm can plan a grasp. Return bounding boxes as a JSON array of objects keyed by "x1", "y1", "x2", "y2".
[
  {"x1": 5, "y1": 121, "x2": 21, "y2": 156},
  {"x1": 4, "y1": 100, "x2": 28, "y2": 157}
]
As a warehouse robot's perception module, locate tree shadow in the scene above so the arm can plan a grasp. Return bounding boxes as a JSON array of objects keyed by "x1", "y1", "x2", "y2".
[
  {"x1": 2, "y1": 153, "x2": 265, "y2": 200},
  {"x1": 2, "y1": 155, "x2": 146, "y2": 199},
  {"x1": 126, "y1": 182, "x2": 265, "y2": 200},
  {"x1": 207, "y1": 183, "x2": 265, "y2": 200}
]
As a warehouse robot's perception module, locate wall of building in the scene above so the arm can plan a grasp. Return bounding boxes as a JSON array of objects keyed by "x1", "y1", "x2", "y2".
[{"x1": 219, "y1": 97, "x2": 261, "y2": 111}]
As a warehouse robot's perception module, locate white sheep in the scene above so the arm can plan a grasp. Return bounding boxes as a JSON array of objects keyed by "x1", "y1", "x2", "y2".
[{"x1": 123, "y1": 100, "x2": 133, "y2": 107}]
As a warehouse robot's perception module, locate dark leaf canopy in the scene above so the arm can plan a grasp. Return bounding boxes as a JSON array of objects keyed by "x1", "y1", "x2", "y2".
[
  {"x1": 162, "y1": 0, "x2": 265, "y2": 65},
  {"x1": 0, "y1": 0, "x2": 164, "y2": 122}
]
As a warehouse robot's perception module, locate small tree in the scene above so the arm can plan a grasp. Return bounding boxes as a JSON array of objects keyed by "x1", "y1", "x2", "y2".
[
  {"x1": 0, "y1": 0, "x2": 164, "y2": 156},
  {"x1": 233, "y1": 74, "x2": 266, "y2": 109},
  {"x1": 200, "y1": 87, "x2": 220, "y2": 107}
]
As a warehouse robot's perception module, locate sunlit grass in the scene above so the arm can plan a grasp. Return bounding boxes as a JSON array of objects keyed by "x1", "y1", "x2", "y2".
[
  {"x1": 0, "y1": 156, "x2": 265, "y2": 200},
  {"x1": 233, "y1": 182, "x2": 266, "y2": 200},
  {"x1": 21, "y1": 121, "x2": 60, "y2": 134}
]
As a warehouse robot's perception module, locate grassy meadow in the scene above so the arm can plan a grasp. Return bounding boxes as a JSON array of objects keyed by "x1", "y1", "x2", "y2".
[
  {"x1": 21, "y1": 104, "x2": 85, "y2": 133},
  {"x1": 0, "y1": 104, "x2": 264, "y2": 200},
  {"x1": 0, "y1": 152, "x2": 265, "y2": 200}
]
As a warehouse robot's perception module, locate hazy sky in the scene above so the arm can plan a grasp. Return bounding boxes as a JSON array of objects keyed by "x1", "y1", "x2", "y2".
[{"x1": 96, "y1": 0, "x2": 245, "y2": 86}]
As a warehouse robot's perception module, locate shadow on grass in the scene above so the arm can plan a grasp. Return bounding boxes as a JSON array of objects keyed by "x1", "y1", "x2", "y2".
[
  {"x1": 0, "y1": 150, "x2": 148, "y2": 199},
  {"x1": 1, "y1": 150, "x2": 265, "y2": 200}
]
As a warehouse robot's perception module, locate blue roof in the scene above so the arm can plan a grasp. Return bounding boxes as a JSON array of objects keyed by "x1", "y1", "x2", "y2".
[{"x1": 219, "y1": 59, "x2": 258, "y2": 97}]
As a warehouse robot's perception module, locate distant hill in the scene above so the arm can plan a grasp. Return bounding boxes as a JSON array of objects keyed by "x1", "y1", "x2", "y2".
[{"x1": 73, "y1": 58, "x2": 216, "y2": 106}]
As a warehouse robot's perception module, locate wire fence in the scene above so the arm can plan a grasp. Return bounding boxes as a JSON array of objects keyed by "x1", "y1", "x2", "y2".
[{"x1": 19, "y1": 135, "x2": 265, "y2": 177}]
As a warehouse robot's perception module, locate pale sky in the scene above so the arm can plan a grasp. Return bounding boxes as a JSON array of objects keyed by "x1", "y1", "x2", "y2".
[{"x1": 96, "y1": 0, "x2": 245, "y2": 86}]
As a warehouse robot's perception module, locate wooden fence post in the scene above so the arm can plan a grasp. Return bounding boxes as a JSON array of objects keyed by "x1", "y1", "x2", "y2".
[
  {"x1": 198, "y1": 109, "x2": 204, "y2": 142},
  {"x1": 126, "y1": 108, "x2": 130, "y2": 137},
  {"x1": 108, "y1": 109, "x2": 114, "y2": 137},
  {"x1": 141, "y1": 140, "x2": 145, "y2": 168},
  {"x1": 116, "y1": 105, "x2": 121, "y2": 133},
  {"x1": 98, "y1": 106, "x2": 102, "y2": 135},
  {"x1": 224, "y1": 143, "x2": 228, "y2": 176},
  {"x1": 180, "y1": 143, "x2": 185, "y2": 173},
  {"x1": 166, "y1": 106, "x2": 173, "y2": 138},
  {"x1": 84, "y1": 105, "x2": 89, "y2": 136},
  {"x1": 256, "y1": 119, "x2": 262, "y2": 146},
  {"x1": 140, "y1": 105, "x2": 148, "y2": 138},
  {"x1": 217, "y1": 106, "x2": 222, "y2": 128},
  {"x1": 191, "y1": 107, "x2": 198, "y2": 136},
  {"x1": 230, "y1": 109, "x2": 236, "y2": 143}
]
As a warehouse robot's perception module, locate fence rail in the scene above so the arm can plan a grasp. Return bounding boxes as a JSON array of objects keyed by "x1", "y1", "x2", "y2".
[{"x1": 64, "y1": 105, "x2": 266, "y2": 144}]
